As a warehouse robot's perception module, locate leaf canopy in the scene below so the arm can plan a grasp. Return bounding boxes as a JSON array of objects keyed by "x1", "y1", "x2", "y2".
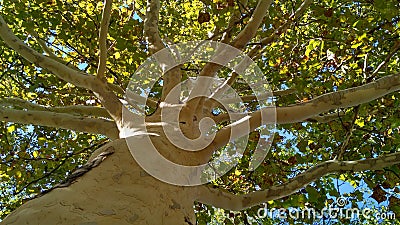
[{"x1": 0, "y1": 0, "x2": 400, "y2": 224}]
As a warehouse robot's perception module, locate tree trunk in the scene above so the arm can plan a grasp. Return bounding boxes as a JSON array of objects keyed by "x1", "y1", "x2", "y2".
[{"x1": 2, "y1": 139, "x2": 197, "y2": 225}]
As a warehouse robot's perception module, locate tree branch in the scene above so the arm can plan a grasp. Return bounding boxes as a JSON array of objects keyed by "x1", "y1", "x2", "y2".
[
  {"x1": 214, "y1": 110, "x2": 345, "y2": 125},
  {"x1": 197, "y1": 0, "x2": 273, "y2": 79},
  {"x1": 144, "y1": 0, "x2": 164, "y2": 54},
  {"x1": 0, "y1": 15, "x2": 123, "y2": 124},
  {"x1": 0, "y1": 98, "x2": 111, "y2": 118},
  {"x1": 125, "y1": 90, "x2": 158, "y2": 108},
  {"x1": 230, "y1": 0, "x2": 272, "y2": 50},
  {"x1": 218, "y1": 88, "x2": 296, "y2": 104},
  {"x1": 27, "y1": 28, "x2": 59, "y2": 61},
  {"x1": 337, "y1": 106, "x2": 360, "y2": 160},
  {"x1": 206, "y1": 72, "x2": 240, "y2": 104},
  {"x1": 0, "y1": 108, "x2": 119, "y2": 140},
  {"x1": 187, "y1": 0, "x2": 273, "y2": 113},
  {"x1": 97, "y1": 0, "x2": 113, "y2": 81},
  {"x1": 0, "y1": 15, "x2": 94, "y2": 90},
  {"x1": 209, "y1": 73, "x2": 400, "y2": 151},
  {"x1": 196, "y1": 150, "x2": 400, "y2": 211},
  {"x1": 143, "y1": 0, "x2": 182, "y2": 103},
  {"x1": 367, "y1": 40, "x2": 400, "y2": 81},
  {"x1": 220, "y1": 0, "x2": 249, "y2": 44},
  {"x1": 247, "y1": 0, "x2": 312, "y2": 59}
]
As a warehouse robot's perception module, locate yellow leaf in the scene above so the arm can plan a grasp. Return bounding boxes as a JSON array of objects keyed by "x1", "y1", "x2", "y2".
[
  {"x1": 351, "y1": 42, "x2": 363, "y2": 49},
  {"x1": 33, "y1": 151, "x2": 39, "y2": 158},
  {"x1": 27, "y1": 92, "x2": 37, "y2": 98},
  {"x1": 0, "y1": 171, "x2": 9, "y2": 179},
  {"x1": 107, "y1": 77, "x2": 115, "y2": 83},
  {"x1": 349, "y1": 180, "x2": 357, "y2": 187},
  {"x1": 305, "y1": 48, "x2": 312, "y2": 58},
  {"x1": 268, "y1": 60, "x2": 275, "y2": 67},
  {"x1": 16, "y1": 171, "x2": 22, "y2": 178},
  {"x1": 279, "y1": 66, "x2": 288, "y2": 74},
  {"x1": 355, "y1": 118, "x2": 365, "y2": 128},
  {"x1": 114, "y1": 52, "x2": 121, "y2": 59},
  {"x1": 86, "y1": 3, "x2": 94, "y2": 12},
  {"x1": 357, "y1": 33, "x2": 367, "y2": 41},
  {"x1": 234, "y1": 170, "x2": 241, "y2": 176},
  {"x1": 7, "y1": 125, "x2": 15, "y2": 133}
]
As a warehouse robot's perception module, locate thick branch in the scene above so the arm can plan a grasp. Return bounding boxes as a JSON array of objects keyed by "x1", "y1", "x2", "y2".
[
  {"x1": 247, "y1": 0, "x2": 312, "y2": 59},
  {"x1": 0, "y1": 15, "x2": 123, "y2": 124},
  {"x1": 0, "y1": 15, "x2": 95, "y2": 90},
  {"x1": 219, "y1": 88, "x2": 296, "y2": 104},
  {"x1": 230, "y1": 0, "x2": 272, "y2": 50},
  {"x1": 144, "y1": 0, "x2": 164, "y2": 54},
  {"x1": 197, "y1": 0, "x2": 272, "y2": 79},
  {"x1": 196, "y1": 151, "x2": 400, "y2": 211},
  {"x1": 219, "y1": 0, "x2": 249, "y2": 43},
  {"x1": 125, "y1": 90, "x2": 158, "y2": 108},
  {"x1": 214, "y1": 111, "x2": 344, "y2": 124},
  {"x1": 0, "y1": 98, "x2": 111, "y2": 118},
  {"x1": 210, "y1": 73, "x2": 400, "y2": 150},
  {"x1": 0, "y1": 108, "x2": 119, "y2": 139},
  {"x1": 186, "y1": 1, "x2": 273, "y2": 113},
  {"x1": 143, "y1": 0, "x2": 181, "y2": 103},
  {"x1": 97, "y1": 0, "x2": 113, "y2": 81},
  {"x1": 277, "y1": 73, "x2": 400, "y2": 123}
]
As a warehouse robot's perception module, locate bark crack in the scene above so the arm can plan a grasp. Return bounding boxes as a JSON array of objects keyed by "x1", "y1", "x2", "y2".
[{"x1": 184, "y1": 216, "x2": 194, "y2": 225}]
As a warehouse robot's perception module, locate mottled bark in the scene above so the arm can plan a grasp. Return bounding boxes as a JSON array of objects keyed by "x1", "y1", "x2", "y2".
[{"x1": 2, "y1": 140, "x2": 197, "y2": 225}]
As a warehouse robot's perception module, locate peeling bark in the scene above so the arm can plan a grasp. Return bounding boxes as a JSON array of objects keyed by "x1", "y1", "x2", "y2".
[{"x1": 2, "y1": 140, "x2": 197, "y2": 225}]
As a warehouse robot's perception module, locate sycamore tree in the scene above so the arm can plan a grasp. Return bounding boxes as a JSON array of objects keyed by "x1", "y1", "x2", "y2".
[{"x1": 1, "y1": 0, "x2": 400, "y2": 224}]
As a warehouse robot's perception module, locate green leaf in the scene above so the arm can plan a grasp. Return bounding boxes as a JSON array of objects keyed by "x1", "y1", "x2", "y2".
[{"x1": 306, "y1": 186, "x2": 320, "y2": 203}]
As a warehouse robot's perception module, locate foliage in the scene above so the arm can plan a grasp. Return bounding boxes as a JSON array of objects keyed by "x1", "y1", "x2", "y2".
[{"x1": 1, "y1": 0, "x2": 400, "y2": 224}]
